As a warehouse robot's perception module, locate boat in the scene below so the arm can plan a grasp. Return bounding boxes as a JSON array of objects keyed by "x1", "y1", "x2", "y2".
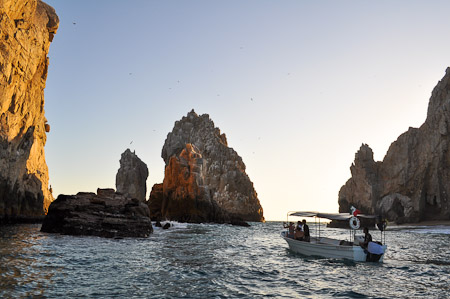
[{"x1": 281, "y1": 211, "x2": 387, "y2": 262}]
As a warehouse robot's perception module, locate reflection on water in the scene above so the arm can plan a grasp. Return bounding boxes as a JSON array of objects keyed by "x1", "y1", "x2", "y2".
[
  {"x1": 0, "y1": 222, "x2": 449, "y2": 298},
  {"x1": 0, "y1": 224, "x2": 57, "y2": 297}
]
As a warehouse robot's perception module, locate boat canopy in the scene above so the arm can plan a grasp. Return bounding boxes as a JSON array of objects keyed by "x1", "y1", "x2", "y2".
[{"x1": 288, "y1": 211, "x2": 379, "y2": 221}]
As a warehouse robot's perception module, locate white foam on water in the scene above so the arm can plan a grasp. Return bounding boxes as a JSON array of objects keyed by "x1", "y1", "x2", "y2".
[{"x1": 151, "y1": 221, "x2": 189, "y2": 233}]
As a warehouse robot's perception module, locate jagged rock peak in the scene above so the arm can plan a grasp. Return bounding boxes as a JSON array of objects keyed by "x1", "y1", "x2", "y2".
[
  {"x1": 355, "y1": 144, "x2": 374, "y2": 163},
  {"x1": 339, "y1": 68, "x2": 450, "y2": 223},
  {"x1": 427, "y1": 67, "x2": 450, "y2": 123},
  {"x1": 150, "y1": 110, "x2": 264, "y2": 223},
  {"x1": 0, "y1": 0, "x2": 58, "y2": 222},
  {"x1": 162, "y1": 109, "x2": 229, "y2": 165},
  {"x1": 116, "y1": 149, "x2": 148, "y2": 202}
]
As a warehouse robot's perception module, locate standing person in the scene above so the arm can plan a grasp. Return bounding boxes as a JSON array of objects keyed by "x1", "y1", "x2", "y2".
[{"x1": 302, "y1": 219, "x2": 310, "y2": 242}]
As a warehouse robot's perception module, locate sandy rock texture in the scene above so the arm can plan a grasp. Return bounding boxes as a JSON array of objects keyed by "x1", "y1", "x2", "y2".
[
  {"x1": 339, "y1": 68, "x2": 450, "y2": 223},
  {"x1": 0, "y1": 0, "x2": 58, "y2": 222},
  {"x1": 41, "y1": 188, "x2": 153, "y2": 238},
  {"x1": 116, "y1": 149, "x2": 148, "y2": 202},
  {"x1": 149, "y1": 110, "x2": 264, "y2": 223}
]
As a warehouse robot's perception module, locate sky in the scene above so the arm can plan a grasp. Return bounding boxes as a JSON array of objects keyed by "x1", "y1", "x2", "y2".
[{"x1": 43, "y1": 0, "x2": 450, "y2": 221}]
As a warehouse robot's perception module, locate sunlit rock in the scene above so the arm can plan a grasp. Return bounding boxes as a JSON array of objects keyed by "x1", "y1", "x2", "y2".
[
  {"x1": 0, "y1": 0, "x2": 58, "y2": 222},
  {"x1": 149, "y1": 110, "x2": 264, "y2": 224}
]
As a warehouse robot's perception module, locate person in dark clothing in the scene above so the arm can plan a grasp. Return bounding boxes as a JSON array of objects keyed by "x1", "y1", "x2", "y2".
[
  {"x1": 302, "y1": 219, "x2": 310, "y2": 242},
  {"x1": 359, "y1": 227, "x2": 372, "y2": 249}
]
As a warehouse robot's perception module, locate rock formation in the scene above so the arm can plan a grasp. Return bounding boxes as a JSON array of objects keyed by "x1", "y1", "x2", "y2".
[
  {"x1": 115, "y1": 149, "x2": 148, "y2": 202},
  {"x1": 148, "y1": 110, "x2": 264, "y2": 224},
  {"x1": 148, "y1": 183, "x2": 164, "y2": 221},
  {"x1": 0, "y1": 0, "x2": 58, "y2": 222},
  {"x1": 339, "y1": 68, "x2": 450, "y2": 223},
  {"x1": 41, "y1": 188, "x2": 153, "y2": 238}
]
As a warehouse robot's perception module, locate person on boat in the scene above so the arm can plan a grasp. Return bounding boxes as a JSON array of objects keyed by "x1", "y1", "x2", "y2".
[
  {"x1": 302, "y1": 219, "x2": 310, "y2": 242},
  {"x1": 283, "y1": 222, "x2": 295, "y2": 238},
  {"x1": 296, "y1": 221, "x2": 302, "y2": 231},
  {"x1": 294, "y1": 226, "x2": 304, "y2": 240},
  {"x1": 359, "y1": 227, "x2": 372, "y2": 249}
]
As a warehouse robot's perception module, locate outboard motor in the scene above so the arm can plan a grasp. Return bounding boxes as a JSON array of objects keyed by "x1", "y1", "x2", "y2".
[{"x1": 366, "y1": 241, "x2": 384, "y2": 262}]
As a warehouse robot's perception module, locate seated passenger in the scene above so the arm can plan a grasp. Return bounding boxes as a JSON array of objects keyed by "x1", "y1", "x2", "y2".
[{"x1": 294, "y1": 228, "x2": 304, "y2": 240}]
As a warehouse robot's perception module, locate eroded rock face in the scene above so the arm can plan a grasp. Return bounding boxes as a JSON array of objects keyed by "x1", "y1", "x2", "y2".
[
  {"x1": 41, "y1": 188, "x2": 153, "y2": 238},
  {"x1": 339, "y1": 68, "x2": 450, "y2": 223},
  {"x1": 0, "y1": 0, "x2": 58, "y2": 222},
  {"x1": 149, "y1": 110, "x2": 264, "y2": 223},
  {"x1": 115, "y1": 149, "x2": 148, "y2": 202},
  {"x1": 148, "y1": 183, "x2": 163, "y2": 220},
  {"x1": 338, "y1": 144, "x2": 381, "y2": 216}
]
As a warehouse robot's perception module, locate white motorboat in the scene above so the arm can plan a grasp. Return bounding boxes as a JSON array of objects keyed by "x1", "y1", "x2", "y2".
[{"x1": 281, "y1": 211, "x2": 387, "y2": 262}]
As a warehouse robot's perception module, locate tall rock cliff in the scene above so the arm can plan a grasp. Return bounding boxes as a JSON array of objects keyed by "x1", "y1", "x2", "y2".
[
  {"x1": 0, "y1": 0, "x2": 58, "y2": 222},
  {"x1": 149, "y1": 110, "x2": 264, "y2": 223},
  {"x1": 116, "y1": 149, "x2": 148, "y2": 202},
  {"x1": 339, "y1": 68, "x2": 450, "y2": 223}
]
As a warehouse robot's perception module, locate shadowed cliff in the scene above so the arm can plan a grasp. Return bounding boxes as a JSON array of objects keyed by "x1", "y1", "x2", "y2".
[{"x1": 339, "y1": 68, "x2": 450, "y2": 223}]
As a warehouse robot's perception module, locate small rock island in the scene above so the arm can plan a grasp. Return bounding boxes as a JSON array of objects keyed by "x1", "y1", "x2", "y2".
[
  {"x1": 148, "y1": 110, "x2": 264, "y2": 225},
  {"x1": 41, "y1": 150, "x2": 153, "y2": 238},
  {"x1": 41, "y1": 188, "x2": 153, "y2": 238},
  {"x1": 41, "y1": 109, "x2": 267, "y2": 237}
]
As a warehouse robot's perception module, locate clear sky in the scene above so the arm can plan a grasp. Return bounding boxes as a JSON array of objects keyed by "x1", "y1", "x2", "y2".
[{"x1": 43, "y1": 0, "x2": 450, "y2": 221}]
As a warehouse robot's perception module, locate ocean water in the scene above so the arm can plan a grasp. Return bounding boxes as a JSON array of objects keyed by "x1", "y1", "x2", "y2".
[{"x1": 0, "y1": 221, "x2": 449, "y2": 298}]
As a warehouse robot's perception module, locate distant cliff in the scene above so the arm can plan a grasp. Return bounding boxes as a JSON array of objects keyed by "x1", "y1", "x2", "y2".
[
  {"x1": 148, "y1": 110, "x2": 264, "y2": 223},
  {"x1": 0, "y1": 0, "x2": 58, "y2": 222},
  {"x1": 339, "y1": 68, "x2": 450, "y2": 223}
]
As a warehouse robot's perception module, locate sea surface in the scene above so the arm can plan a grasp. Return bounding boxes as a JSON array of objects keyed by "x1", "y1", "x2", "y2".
[{"x1": 0, "y1": 221, "x2": 449, "y2": 298}]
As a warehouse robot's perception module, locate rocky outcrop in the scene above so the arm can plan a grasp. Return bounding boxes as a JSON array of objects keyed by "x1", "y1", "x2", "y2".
[
  {"x1": 115, "y1": 149, "x2": 148, "y2": 202},
  {"x1": 41, "y1": 188, "x2": 153, "y2": 238},
  {"x1": 148, "y1": 110, "x2": 264, "y2": 223},
  {"x1": 339, "y1": 68, "x2": 450, "y2": 223},
  {"x1": 148, "y1": 183, "x2": 163, "y2": 221},
  {"x1": 0, "y1": 0, "x2": 58, "y2": 222},
  {"x1": 338, "y1": 145, "x2": 381, "y2": 216}
]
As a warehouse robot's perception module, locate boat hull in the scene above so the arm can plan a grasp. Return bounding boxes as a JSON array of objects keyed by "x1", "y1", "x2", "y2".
[{"x1": 281, "y1": 231, "x2": 386, "y2": 262}]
